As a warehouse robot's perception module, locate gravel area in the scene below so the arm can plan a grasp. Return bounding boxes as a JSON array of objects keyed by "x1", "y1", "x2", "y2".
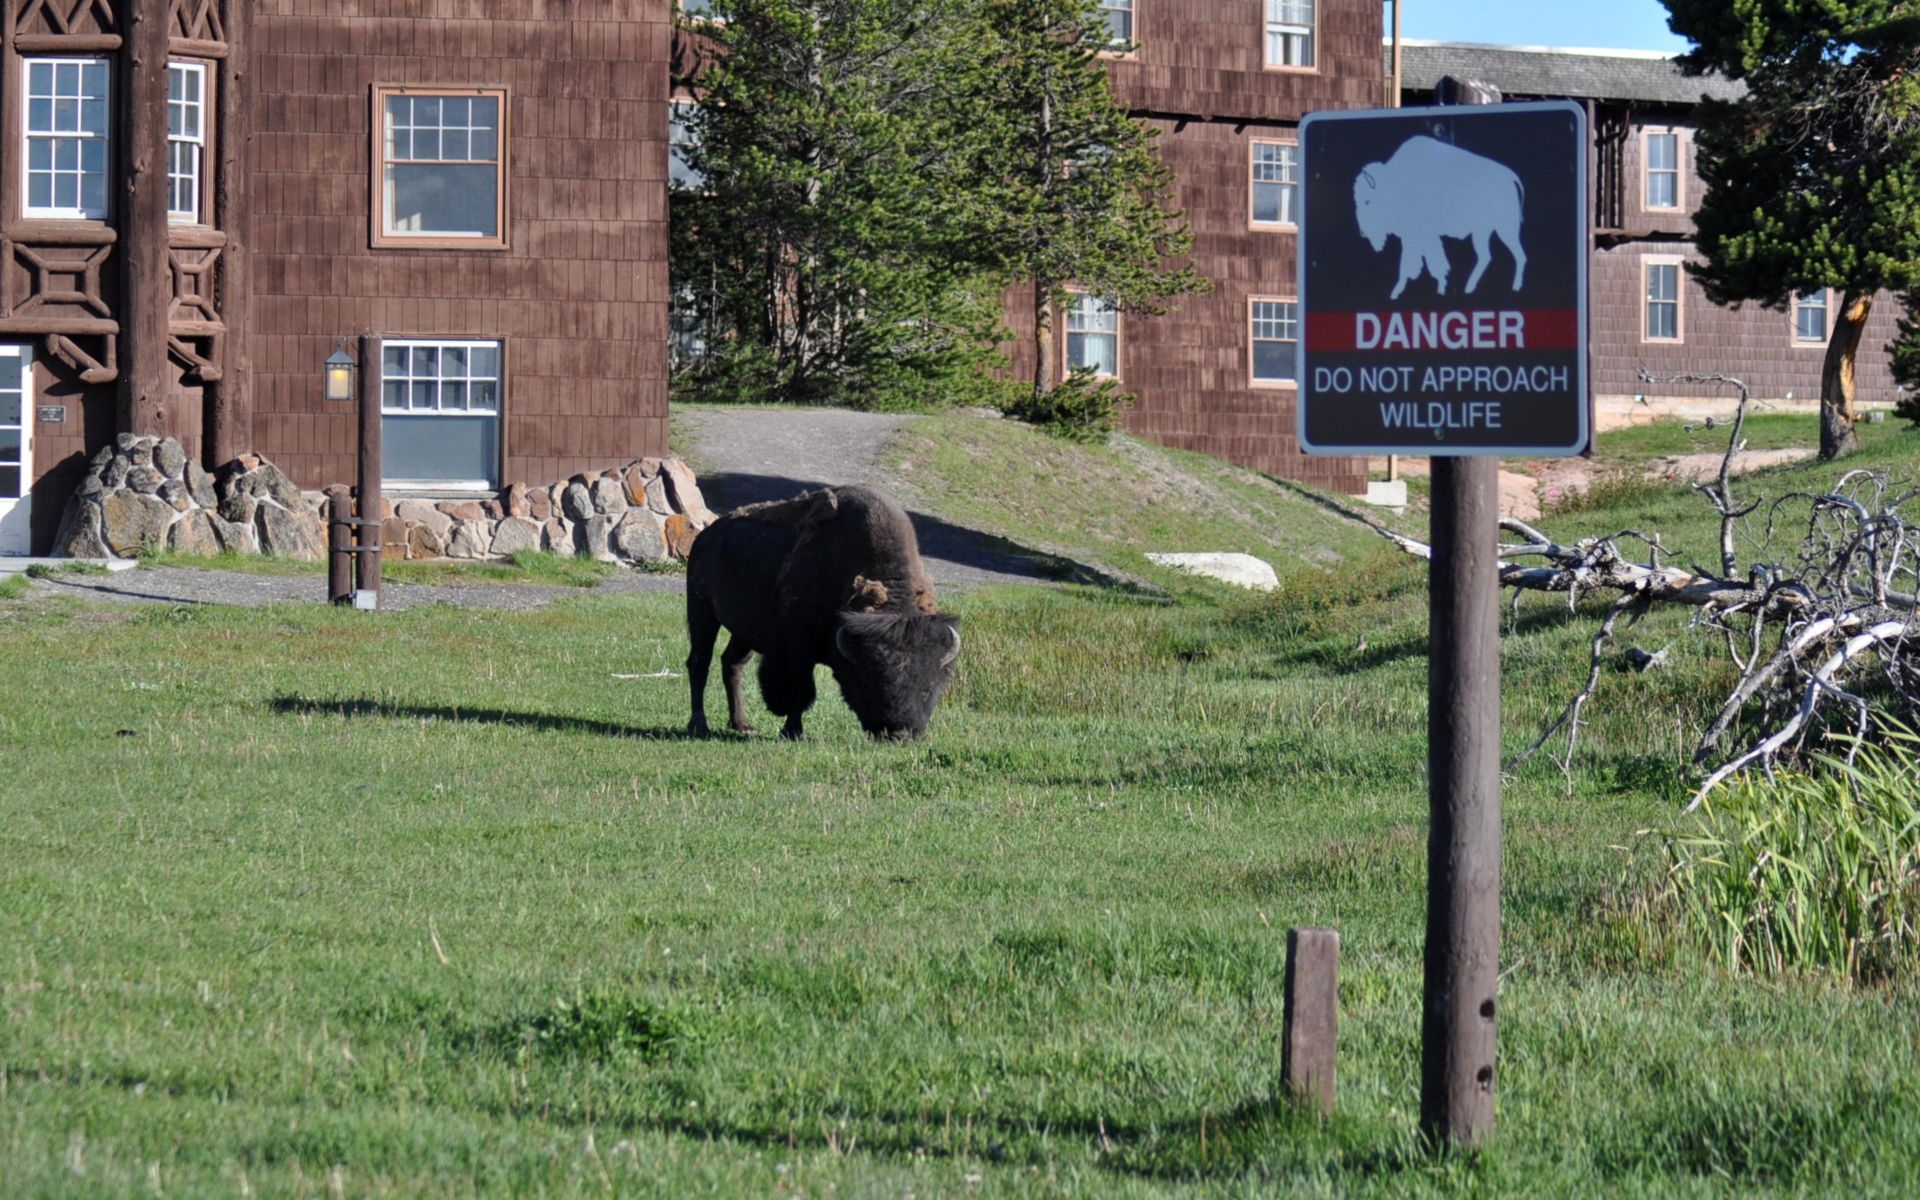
[
  {"x1": 13, "y1": 407, "x2": 1056, "y2": 610},
  {"x1": 21, "y1": 565, "x2": 684, "y2": 611}
]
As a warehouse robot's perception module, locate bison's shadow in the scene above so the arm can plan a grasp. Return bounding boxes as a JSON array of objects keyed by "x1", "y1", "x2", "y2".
[
  {"x1": 269, "y1": 695, "x2": 706, "y2": 741},
  {"x1": 698, "y1": 470, "x2": 1111, "y2": 590}
]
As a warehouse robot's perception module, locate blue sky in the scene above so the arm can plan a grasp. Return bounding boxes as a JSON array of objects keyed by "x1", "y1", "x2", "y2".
[{"x1": 1394, "y1": 0, "x2": 1689, "y2": 54}]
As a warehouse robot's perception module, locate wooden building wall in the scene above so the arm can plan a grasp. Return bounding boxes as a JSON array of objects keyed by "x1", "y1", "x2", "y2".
[
  {"x1": 1003, "y1": 0, "x2": 1379, "y2": 494},
  {"x1": 250, "y1": 0, "x2": 672, "y2": 491}
]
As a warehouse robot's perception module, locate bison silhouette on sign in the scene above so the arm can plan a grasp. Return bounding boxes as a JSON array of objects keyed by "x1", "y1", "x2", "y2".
[{"x1": 1353, "y1": 136, "x2": 1527, "y2": 301}]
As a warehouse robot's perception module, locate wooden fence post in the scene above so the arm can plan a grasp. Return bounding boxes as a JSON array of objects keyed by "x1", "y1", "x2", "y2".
[{"x1": 1282, "y1": 926, "x2": 1339, "y2": 1116}]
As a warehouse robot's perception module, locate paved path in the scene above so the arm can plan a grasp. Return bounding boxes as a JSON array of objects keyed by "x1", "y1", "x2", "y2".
[{"x1": 676, "y1": 407, "x2": 1057, "y2": 592}]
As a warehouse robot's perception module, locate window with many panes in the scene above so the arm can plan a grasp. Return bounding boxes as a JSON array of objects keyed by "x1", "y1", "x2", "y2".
[
  {"x1": 1064, "y1": 294, "x2": 1118, "y2": 378},
  {"x1": 381, "y1": 340, "x2": 503, "y2": 487},
  {"x1": 1645, "y1": 129, "x2": 1680, "y2": 210},
  {"x1": 669, "y1": 101, "x2": 703, "y2": 188},
  {"x1": 1100, "y1": 0, "x2": 1134, "y2": 46},
  {"x1": 168, "y1": 63, "x2": 207, "y2": 223},
  {"x1": 1251, "y1": 140, "x2": 1297, "y2": 227},
  {"x1": 374, "y1": 87, "x2": 507, "y2": 247},
  {"x1": 1265, "y1": 0, "x2": 1314, "y2": 69},
  {"x1": 1250, "y1": 299, "x2": 1298, "y2": 385},
  {"x1": 1644, "y1": 259, "x2": 1682, "y2": 342},
  {"x1": 23, "y1": 58, "x2": 110, "y2": 219},
  {"x1": 1794, "y1": 290, "x2": 1829, "y2": 344}
]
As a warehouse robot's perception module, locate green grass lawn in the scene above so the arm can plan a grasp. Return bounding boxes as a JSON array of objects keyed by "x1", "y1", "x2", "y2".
[{"x1": 4, "y1": 430, "x2": 1920, "y2": 1196}]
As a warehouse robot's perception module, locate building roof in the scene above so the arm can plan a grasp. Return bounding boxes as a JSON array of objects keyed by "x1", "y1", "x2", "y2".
[{"x1": 1394, "y1": 40, "x2": 1745, "y2": 106}]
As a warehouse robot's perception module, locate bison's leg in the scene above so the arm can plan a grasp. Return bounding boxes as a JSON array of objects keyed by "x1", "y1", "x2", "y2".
[
  {"x1": 758, "y1": 654, "x2": 816, "y2": 741},
  {"x1": 1464, "y1": 230, "x2": 1494, "y2": 293},
  {"x1": 685, "y1": 596, "x2": 722, "y2": 736},
  {"x1": 721, "y1": 635, "x2": 757, "y2": 734},
  {"x1": 1501, "y1": 224, "x2": 1527, "y2": 291}
]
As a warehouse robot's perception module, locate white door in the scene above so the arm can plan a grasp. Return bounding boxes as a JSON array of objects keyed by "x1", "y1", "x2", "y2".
[{"x1": 0, "y1": 345, "x2": 32, "y2": 555}]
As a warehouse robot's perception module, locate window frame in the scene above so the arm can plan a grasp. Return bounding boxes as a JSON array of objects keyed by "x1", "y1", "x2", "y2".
[
  {"x1": 1249, "y1": 137, "x2": 1298, "y2": 230},
  {"x1": 167, "y1": 61, "x2": 210, "y2": 225},
  {"x1": 669, "y1": 97, "x2": 704, "y2": 190},
  {"x1": 379, "y1": 337, "x2": 507, "y2": 491},
  {"x1": 1249, "y1": 296, "x2": 1300, "y2": 388},
  {"x1": 1062, "y1": 292, "x2": 1120, "y2": 381},
  {"x1": 1643, "y1": 256, "x2": 1685, "y2": 344},
  {"x1": 1793, "y1": 288, "x2": 1831, "y2": 346},
  {"x1": 1642, "y1": 127, "x2": 1683, "y2": 213},
  {"x1": 1263, "y1": 0, "x2": 1316, "y2": 71},
  {"x1": 370, "y1": 84, "x2": 511, "y2": 250},
  {"x1": 1098, "y1": 0, "x2": 1135, "y2": 51},
  {"x1": 21, "y1": 56, "x2": 112, "y2": 221}
]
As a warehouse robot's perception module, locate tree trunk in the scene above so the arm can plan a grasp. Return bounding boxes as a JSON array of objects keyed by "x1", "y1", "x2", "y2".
[
  {"x1": 1819, "y1": 289, "x2": 1871, "y2": 460},
  {"x1": 1032, "y1": 277, "x2": 1054, "y2": 398}
]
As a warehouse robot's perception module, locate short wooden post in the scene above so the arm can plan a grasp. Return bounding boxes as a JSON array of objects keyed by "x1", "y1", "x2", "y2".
[
  {"x1": 1282, "y1": 926, "x2": 1339, "y2": 1116},
  {"x1": 326, "y1": 485, "x2": 352, "y2": 604}
]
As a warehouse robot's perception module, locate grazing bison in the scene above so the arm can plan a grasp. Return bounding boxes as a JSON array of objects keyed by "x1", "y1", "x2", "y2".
[
  {"x1": 685, "y1": 485, "x2": 961, "y2": 741},
  {"x1": 1353, "y1": 135, "x2": 1527, "y2": 300}
]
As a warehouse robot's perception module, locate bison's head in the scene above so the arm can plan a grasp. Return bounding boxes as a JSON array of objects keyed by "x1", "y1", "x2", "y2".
[
  {"x1": 829, "y1": 610, "x2": 961, "y2": 740},
  {"x1": 1353, "y1": 166, "x2": 1388, "y2": 252}
]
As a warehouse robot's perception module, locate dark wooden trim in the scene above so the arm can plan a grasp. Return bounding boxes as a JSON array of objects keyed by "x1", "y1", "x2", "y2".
[
  {"x1": 3, "y1": 222, "x2": 119, "y2": 246},
  {"x1": 14, "y1": 35, "x2": 124, "y2": 54},
  {"x1": 167, "y1": 37, "x2": 227, "y2": 60},
  {"x1": 0, "y1": 316, "x2": 119, "y2": 335},
  {"x1": 206, "y1": 0, "x2": 250, "y2": 467},
  {"x1": 118, "y1": 0, "x2": 176, "y2": 439}
]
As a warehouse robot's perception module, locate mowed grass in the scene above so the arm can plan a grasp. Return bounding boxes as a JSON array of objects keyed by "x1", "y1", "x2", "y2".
[{"x1": 4, "y1": 424, "x2": 1920, "y2": 1195}]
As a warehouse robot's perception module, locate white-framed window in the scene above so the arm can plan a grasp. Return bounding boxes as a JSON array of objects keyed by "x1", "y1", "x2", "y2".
[
  {"x1": 168, "y1": 62, "x2": 207, "y2": 223},
  {"x1": 1251, "y1": 140, "x2": 1297, "y2": 227},
  {"x1": 1064, "y1": 293, "x2": 1119, "y2": 378},
  {"x1": 381, "y1": 339, "x2": 503, "y2": 488},
  {"x1": 374, "y1": 87, "x2": 507, "y2": 247},
  {"x1": 1644, "y1": 257, "x2": 1683, "y2": 342},
  {"x1": 1265, "y1": 0, "x2": 1314, "y2": 69},
  {"x1": 1644, "y1": 129, "x2": 1681, "y2": 210},
  {"x1": 1100, "y1": 0, "x2": 1134, "y2": 46},
  {"x1": 22, "y1": 58, "x2": 111, "y2": 220},
  {"x1": 669, "y1": 100, "x2": 703, "y2": 189},
  {"x1": 1794, "y1": 290, "x2": 1830, "y2": 344},
  {"x1": 1250, "y1": 298, "x2": 1298, "y2": 385}
]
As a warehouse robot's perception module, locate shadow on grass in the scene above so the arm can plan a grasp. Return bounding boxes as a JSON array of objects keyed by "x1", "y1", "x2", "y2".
[
  {"x1": 699, "y1": 470, "x2": 1138, "y2": 593},
  {"x1": 269, "y1": 695, "x2": 711, "y2": 741}
]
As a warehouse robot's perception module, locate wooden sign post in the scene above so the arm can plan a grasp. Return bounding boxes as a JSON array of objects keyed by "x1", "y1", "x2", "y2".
[{"x1": 1297, "y1": 98, "x2": 1589, "y2": 1148}]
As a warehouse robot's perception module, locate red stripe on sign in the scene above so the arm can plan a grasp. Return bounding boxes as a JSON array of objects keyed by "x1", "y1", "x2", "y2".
[{"x1": 1306, "y1": 309, "x2": 1581, "y2": 352}]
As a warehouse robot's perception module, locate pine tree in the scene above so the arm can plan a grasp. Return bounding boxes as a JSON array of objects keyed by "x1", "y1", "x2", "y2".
[
  {"x1": 671, "y1": 0, "x2": 1007, "y2": 408},
  {"x1": 1665, "y1": 0, "x2": 1920, "y2": 458},
  {"x1": 950, "y1": 0, "x2": 1207, "y2": 401}
]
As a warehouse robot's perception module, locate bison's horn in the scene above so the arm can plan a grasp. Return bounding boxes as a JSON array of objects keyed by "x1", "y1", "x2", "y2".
[
  {"x1": 939, "y1": 625, "x2": 961, "y2": 669},
  {"x1": 835, "y1": 622, "x2": 855, "y2": 662}
]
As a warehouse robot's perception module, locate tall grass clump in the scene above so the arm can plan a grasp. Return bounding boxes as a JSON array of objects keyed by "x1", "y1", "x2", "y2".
[{"x1": 1657, "y1": 723, "x2": 1920, "y2": 981}]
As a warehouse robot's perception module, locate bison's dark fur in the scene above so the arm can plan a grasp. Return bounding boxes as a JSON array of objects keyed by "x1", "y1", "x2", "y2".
[{"x1": 685, "y1": 485, "x2": 961, "y2": 740}]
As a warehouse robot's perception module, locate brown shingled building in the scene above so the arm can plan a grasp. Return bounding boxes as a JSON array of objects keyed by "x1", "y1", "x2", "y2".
[{"x1": 1, "y1": 1, "x2": 673, "y2": 555}]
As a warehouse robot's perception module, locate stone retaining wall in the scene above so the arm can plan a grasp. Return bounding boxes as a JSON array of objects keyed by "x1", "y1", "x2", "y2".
[{"x1": 54, "y1": 437, "x2": 716, "y2": 567}]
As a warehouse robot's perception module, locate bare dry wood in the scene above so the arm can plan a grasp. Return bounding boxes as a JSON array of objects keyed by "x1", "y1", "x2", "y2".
[{"x1": 1379, "y1": 373, "x2": 1920, "y2": 806}]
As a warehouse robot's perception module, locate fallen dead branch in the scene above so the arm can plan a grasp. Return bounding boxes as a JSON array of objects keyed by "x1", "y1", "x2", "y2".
[{"x1": 1380, "y1": 373, "x2": 1920, "y2": 807}]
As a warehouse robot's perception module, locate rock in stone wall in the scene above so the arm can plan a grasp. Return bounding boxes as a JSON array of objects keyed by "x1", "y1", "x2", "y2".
[
  {"x1": 371, "y1": 456, "x2": 714, "y2": 567},
  {"x1": 52, "y1": 441, "x2": 715, "y2": 570},
  {"x1": 54, "y1": 436, "x2": 322, "y2": 562}
]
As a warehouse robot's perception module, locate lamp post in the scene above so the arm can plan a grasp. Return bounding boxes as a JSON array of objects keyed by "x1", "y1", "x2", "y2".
[{"x1": 322, "y1": 338, "x2": 382, "y2": 609}]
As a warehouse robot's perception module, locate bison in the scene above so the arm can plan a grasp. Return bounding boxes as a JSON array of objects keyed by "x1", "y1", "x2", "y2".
[
  {"x1": 1353, "y1": 135, "x2": 1527, "y2": 301},
  {"x1": 685, "y1": 485, "x2": 961, "y2": 741}
]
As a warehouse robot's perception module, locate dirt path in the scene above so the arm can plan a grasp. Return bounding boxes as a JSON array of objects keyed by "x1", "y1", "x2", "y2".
[
  {"x1": 1381, "y1": 447, "x2": 1817, "y2": 522},
  {"x1": 673, "y1": 407, "x2": 1060, "y2": 592}
]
